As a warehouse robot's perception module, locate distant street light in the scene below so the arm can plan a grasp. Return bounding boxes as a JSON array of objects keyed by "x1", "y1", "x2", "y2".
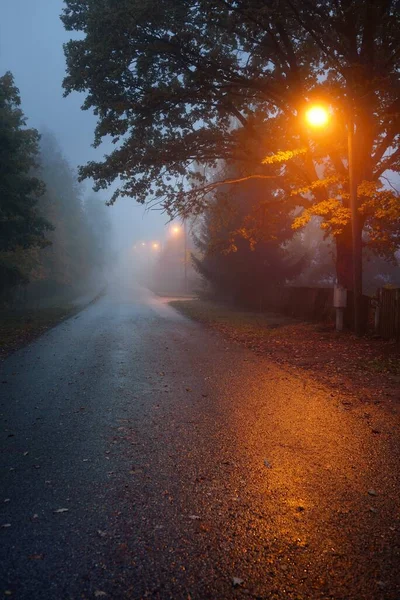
[
  {"x1": 170, "y1": 222, "x2": 188, "y2": 292},
  {"x1": 152, "y1": 242, "x2": 160, "y2": 250},
  {"x1": 305, "y1": 102, "x2": 362, "y2": 334}
]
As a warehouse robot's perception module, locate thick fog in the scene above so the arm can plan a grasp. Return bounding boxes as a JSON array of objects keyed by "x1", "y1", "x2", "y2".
[
  {"x1": 1, "y1": 0, "x2": 399, "y2": 308},
  {"x1": 0, "y1": 0, "x2": 175, "y2": 299}
]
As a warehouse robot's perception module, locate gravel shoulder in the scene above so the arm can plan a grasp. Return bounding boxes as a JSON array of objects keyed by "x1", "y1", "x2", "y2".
[{"x1": 169, "y1": 299, "x2": 400, "y2": 407}]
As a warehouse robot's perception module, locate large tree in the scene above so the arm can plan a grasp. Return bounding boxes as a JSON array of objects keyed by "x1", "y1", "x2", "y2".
[
  {"x1": 0, "y1": 72, "x2": 52, "y2": 291},
  {"x1": 62, "y1": 0, "x2": 400, "y2": 291}
]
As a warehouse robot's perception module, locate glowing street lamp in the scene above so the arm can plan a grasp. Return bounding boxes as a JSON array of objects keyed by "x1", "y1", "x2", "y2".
[
  {"x1": 170, "y1": 222, "x2": 188, "y2": 291},
  {"x1": 305, "y1": 105, "x2": 330, "y2": 128},
  {"x1": 152, "y1": 242, "x2": 160, "y2": 250},
  {"x1": 305, "y1": 102, "x2": 362, "y2": 334}
]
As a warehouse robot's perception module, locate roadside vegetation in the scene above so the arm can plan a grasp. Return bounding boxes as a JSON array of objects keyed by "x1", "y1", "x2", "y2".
[
  {"x1": 0, "y1": 73, "x2": 112, "y2": 358},
  {"x1": 0, "y1": 73, "x2": 112, "y2": 312},
  {"x1": 0, "y1": 305, "x2": 75, "y2": 361}
]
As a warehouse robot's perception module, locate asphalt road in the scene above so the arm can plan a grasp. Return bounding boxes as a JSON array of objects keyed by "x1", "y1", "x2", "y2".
[{"x1": 1, "y1": 283, "x2": 400, "y2": 600}]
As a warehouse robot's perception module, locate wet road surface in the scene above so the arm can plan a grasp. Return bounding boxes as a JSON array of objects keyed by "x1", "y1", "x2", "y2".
[{"x1": 1, "y1": 284, "x2": 400, "y2": 599}]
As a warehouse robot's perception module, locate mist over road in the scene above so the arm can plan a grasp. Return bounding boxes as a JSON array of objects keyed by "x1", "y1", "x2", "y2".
[{"x1": 1, "y1": 283, "x2": 399, "y2": 599}]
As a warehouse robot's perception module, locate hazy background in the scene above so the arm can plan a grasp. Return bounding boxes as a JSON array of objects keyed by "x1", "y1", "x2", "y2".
[{"x1": 0, "y1": 0, "x2": 168, "y2": 254}]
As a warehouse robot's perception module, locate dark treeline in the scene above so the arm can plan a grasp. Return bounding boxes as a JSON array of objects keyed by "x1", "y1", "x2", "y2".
[{"x1": 0, "y1": 72, "x2": 111, "y2": 308}]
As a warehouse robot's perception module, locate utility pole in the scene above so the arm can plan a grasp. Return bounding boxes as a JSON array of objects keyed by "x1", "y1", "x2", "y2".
[{"x1": 347, "y1": 107, "x2": 363, "y2": 335}]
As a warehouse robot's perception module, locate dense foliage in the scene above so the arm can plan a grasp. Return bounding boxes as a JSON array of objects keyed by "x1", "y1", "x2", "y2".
[
  {"x1": 37, "y1": 132, "x2": 111, "y2": 296},
  {"x1": 62, "y1": 0, "x2": 400, "y2": 289},
  {"x1": 0, "y1": 72, "x2": 112, "y2": 305},
  {"x1": 192, "y1": 167, "x2": 305, "y2": 304},
  {"x1": 0, "y1": 72, "x2": 52, "y2": 290}
]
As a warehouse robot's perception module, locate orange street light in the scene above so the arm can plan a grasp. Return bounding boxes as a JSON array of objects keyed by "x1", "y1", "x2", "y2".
[
  {"x1": 171, "y1": 225, "x2": 181, "y2": 235},
  {"x1": 305, "y1": 104, "x2": 330, "y2": 128},
  {"x1": 152, "y1": 242, "x2": 160, "y2": 250}
]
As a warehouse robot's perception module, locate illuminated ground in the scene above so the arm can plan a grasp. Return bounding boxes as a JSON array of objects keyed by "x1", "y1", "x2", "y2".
[{"x1": 1, "y1": 283, "x2": 399, "y2": 599}]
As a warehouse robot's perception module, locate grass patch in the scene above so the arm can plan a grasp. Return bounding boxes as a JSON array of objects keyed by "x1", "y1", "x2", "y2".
[
  {"x1": 0, "y1": 305, "x2": 77, "y2": 361},
  {"x1": 170, "y1": 298, "x2": 400, "y2": 397},
  {"x1": 170, "y1": 299, "x2": 292, "y2": 333}
]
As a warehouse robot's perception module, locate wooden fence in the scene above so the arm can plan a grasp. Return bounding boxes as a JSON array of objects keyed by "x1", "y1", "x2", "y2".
[{"x1": 375, "y1": 288, "x2": 400, "y2": 341}]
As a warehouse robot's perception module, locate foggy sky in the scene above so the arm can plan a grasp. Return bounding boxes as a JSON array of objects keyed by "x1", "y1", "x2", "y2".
[{"x1": 0, "y1": 0, "x2": 167, "y2": 251}]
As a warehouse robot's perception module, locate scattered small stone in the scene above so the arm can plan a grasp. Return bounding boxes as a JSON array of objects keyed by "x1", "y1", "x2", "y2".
[
  {"x1": 53, "y1": 508, "x2": 69, "y2": 514},
  {"x1": 232, "y1": 577, "x2": 244, "y2": 588},
  {"x1": 2, "y1": 524, "x2": 11, "y2": 528},
  {"x1": 377, "y1": 581, "x2": 386, "y2": 590},
  {"x1": 369, "y1": 507, "x2": 377, "y2": 514},
  {"x1": 368, "y1": 489, "x2": 378, "y2": 496},
  {"x1": 188, "y1": 515, "x2": 201, "y2": 520},
  {"x1": 264, "y1": 459, "x2": 272, "y2": 469},
  {"x1": 4, "y1": 499, "x2": 10, "y2": 503}
]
